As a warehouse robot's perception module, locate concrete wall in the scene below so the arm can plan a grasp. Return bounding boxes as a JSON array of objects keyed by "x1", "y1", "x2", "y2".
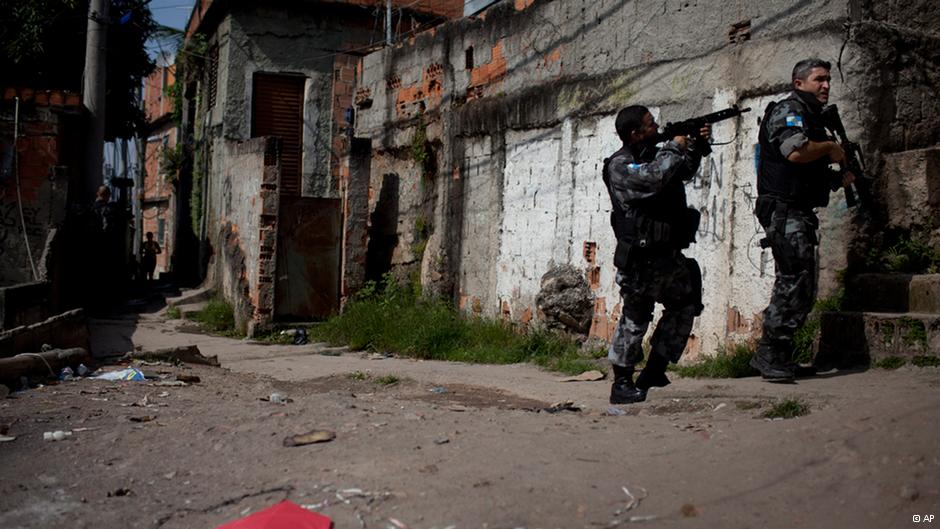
[
  {"x1": 210, "y1": 136, "x2": 280, "y2": 334},
  {"x1": 353, "y1": 0, "x2": 939, "y2": 358}
]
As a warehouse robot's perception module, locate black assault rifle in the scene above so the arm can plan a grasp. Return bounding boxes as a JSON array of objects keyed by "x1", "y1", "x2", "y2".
[
  {"x1": 654, "y1": 105, "x2": 751, "y2": 155},
  {"x1": 821, "y1": 104, "x2": 870, "y2": 208}
]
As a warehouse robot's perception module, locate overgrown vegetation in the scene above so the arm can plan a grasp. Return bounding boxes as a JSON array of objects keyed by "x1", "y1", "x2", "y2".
[
  {"x1": 874, "y1": 356, "x2": 906, "y2": 369},
  {"x1": 159, "y1": 143, "x2": 184, "y2": 181},
  {"x1": 190, "y1": 298, "x2": 240, "y2": 337},
  {"x1": 793, "y1": 272, "x2": 846, "y2": 364},
  {"x1": 911, "y1": 355, "x2": 940, "y2": 367},
  {"x1": 761, "y1": 398, "x2": 810, "y2": 419},
  {"x1": 899, "y1": 317, "x2": 928, "y2": 348},
  {"x1": 165, "y1": 304, "x2": 181, "y2": 319},
  {"x1": 867, "y1": 233, "x2": 940, "y2": 274},
  {"x1": 672, "y1": 342, "x2": 758, "y2": 379},
  {"x1": 310, "y1": 275, "x2": 598, "y2": 375}
]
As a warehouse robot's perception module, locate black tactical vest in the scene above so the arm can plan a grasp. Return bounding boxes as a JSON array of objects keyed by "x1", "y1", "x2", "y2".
[
  {"x1": 603, "y1": 147, "x2": 695, "y2": 250},
  {"x1": 757, "y1": 95, "x2": 831, "y2": 209}
]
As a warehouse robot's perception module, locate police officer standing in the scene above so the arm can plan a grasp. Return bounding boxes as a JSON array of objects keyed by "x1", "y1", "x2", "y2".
[
  {"x1": 751, "y1": 58, "x2": 855, "y2": 381},
  {"x1": 603, "y1": 106, "x2": 710, "y2": 404}
]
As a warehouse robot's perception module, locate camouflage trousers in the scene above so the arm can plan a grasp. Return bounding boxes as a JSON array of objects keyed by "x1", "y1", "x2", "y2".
[
  {"x1": 608, "y1": 250, "x2": 703, "y2": 369},
  {"x1": 757, "y1": 209, "x2": 819, "y2": 359}
]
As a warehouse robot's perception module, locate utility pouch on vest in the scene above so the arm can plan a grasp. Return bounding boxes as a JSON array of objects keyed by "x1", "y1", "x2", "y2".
[{"x1": 613, "y1": 240, "x2": 633, "y2": 269}]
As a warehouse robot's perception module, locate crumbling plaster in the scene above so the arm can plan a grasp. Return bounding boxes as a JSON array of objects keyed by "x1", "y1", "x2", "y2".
[{"x1": 353, "y1": 0, "x2": 937, "y2": 357}]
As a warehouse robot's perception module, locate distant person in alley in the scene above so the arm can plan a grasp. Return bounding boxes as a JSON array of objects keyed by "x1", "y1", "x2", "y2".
[
  {"x1": 141, "y1": 231, "x2": 162, "y2": 282},
  {"x1": 751, "y1": 58, "x2": 856, "y2": 382},
  {"x1": 602, "y1": 106, "x2": 710, "y2": 404}
]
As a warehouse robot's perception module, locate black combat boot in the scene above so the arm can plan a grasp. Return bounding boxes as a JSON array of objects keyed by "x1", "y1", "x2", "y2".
[
  {"x1": 610, "y1": 365, "x2": 647, "y2": 404},
  {"x1": 635, "y1": 353, "x2": 671, "y2": 390},
  {"x1": 749, "y1": 345, "x2": 795, "y2": 382}
]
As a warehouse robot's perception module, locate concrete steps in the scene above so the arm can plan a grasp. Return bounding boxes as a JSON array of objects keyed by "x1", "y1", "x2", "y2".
[{"x1": 817, "y1": 274, "x2": 940, "y2": 367}]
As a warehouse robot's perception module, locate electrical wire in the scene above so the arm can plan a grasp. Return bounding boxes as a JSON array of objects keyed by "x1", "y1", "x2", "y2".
[{"x1": 12, "y1": 97, "x2": 40, "y2": 282}]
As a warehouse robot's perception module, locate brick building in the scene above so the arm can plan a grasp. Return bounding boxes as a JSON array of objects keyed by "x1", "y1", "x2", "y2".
[
  {"x1": 180, "y1": 0, "x2": 463, "y2": 334},
  {"x1": 141, "y1": 59, "x2": 179, "y2": 278}
]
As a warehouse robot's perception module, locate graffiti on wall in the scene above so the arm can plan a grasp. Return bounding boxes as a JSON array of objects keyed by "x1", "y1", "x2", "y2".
[{"x1": 690, "y1": 150, "x2": 728, "y2": 243}]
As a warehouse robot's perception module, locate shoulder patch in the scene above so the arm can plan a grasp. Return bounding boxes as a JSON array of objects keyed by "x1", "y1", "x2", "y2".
[
  {"x1": 785, "y1": 115, "x2": 804, "y2": 128},
  {"x1": 627, "y1": 163, "x2": 642, "y2": 170}
]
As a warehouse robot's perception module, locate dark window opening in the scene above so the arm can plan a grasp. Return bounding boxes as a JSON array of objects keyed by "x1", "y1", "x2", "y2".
[{"x1": 465, "y1": 46, "x2": 474, "y2": 70}]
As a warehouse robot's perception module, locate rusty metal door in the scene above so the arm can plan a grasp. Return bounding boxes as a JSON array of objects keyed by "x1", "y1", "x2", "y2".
[
  {"x1": 275, "y1": 197, "x2": 341, "y2": 320},
  {"x1": 252, "y1": 73, "x2": 304, "y2": 196}
]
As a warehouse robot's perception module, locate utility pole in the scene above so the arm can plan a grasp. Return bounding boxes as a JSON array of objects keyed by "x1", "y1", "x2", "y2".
[
  {"x1": 82, "y1": 0, "x2": 108, "y2": 201},
  {"x1": 386, "y1": 0, "x2": 393, "y2": 45}
]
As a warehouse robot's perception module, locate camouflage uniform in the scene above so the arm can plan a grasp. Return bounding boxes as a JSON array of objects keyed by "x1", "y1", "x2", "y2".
[
  {"x1": 604, "y1": 141, "x2": 704, "y2": 370},
  {"x1": 753, "y1": 90, "x2": 833, "y2": 376}
]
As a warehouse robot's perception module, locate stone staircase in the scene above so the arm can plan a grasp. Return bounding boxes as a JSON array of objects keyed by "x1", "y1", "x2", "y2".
[{"x1": 816, "y1": 273, "x2": 940, "y2": 368}]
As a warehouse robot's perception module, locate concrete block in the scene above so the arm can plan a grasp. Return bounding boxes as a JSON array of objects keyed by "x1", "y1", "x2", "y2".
[
  {"x1": 882, "y1": 147, "x2": 940, "y2": 230},
  {"x1": 843, "y1": 274, "x2": 912, "y2": 312},
  {"x1": 817, "y1": 311, "x2": 939, "y2": 368},
  {"x1": 910, "y1": 274, "x2": 940, "y2": 313}
]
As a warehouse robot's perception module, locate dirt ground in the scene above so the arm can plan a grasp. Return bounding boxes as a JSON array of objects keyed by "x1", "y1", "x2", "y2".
[{"x1": 1, "y1": 310, "x2": 939, "y2": 529}]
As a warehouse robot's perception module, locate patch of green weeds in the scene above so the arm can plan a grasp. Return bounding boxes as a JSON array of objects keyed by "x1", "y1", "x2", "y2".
[
  {"x1": 310, "y1": 274, "x2": 598, "y2": 375},
  {"x1": 793, "y1": 274, "x2": 845, "y2": 364},
  {"x1": 192, "y1": 298, "x2": 241, "y2": 336},
  {"x1": 911, "y1": 355, "x2": 940, "y2": 367},
  {"x1": 874, "y1": 356, "x2": 906, "y2": 369},
  {"x1": 880, "y1": 322, "x2": 896, "y2": 346},
  {"x1": 165, "y1": 304, "x2": 181, "y2": 319},
  {"x1": 347, "y1": 371, "x2": 369, "y2": 381},
  {"x1": 869, "y1": 233, "x2": 940, "y2": 274},
  {"x1": 761, "y1": 398, "x2": 810, "y2": 419},
  {"x1": 375, "y1": 375, "x2": 400, "y2": 386},
  {"x1": 899, "y1": 317, "x2": 928, "y2": 348},
  {"x1": 672, "y1": 342, "x2": 758, "y2": 379}
]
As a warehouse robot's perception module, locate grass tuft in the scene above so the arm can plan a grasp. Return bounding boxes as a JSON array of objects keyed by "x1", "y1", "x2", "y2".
[
  {"x1": 191, "y1": 298, "x2": 241, "y2": 337},
  {"x1": 672, "y1": 342, "x2": 758, "y2": 379},
  {"x1": 874, "y1": 356, "x2": 906, "y2": 369},
  {"x1": 310, "y1": 275, "x2": 599, "y2": 375},
  {"x1": 911, "y1": 355, "x2": 940, "y2": 367},
  {"x1": 375, "y1": 375, "x2": 401, "y2": 386},
  {"x1": 165, "y1": 305, "x2": 181, "y2": 319},
  {"x1": 761, "y1": 398, "x2": 810, "y2": 419}
]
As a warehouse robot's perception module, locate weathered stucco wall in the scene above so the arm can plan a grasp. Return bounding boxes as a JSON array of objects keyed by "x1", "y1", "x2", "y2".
[
  {"x1": 353, "y1": 0, "x2": 939, "y2": 358},
  {"x1": 210, "y1": 137, "x2": 280, "y2": 334}
]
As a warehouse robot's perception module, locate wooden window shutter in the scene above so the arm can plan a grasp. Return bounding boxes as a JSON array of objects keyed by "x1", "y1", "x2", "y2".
[{"x1": 252, "y1": 73, "x2": 305, "y2": 196}]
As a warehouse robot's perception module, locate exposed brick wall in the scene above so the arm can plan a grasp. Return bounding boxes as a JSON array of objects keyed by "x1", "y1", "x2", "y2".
[
  {"x1": 0, "y1": 88, "x2": 80, "y2": 287},
  {"x1": 143, "y1": 65, "x2": 176, "y2": 123}
]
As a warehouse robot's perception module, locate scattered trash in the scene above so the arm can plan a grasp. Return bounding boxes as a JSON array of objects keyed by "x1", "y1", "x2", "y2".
[
  {"x1": 94, "y1": 368, "x2": 146, "y2": 382},
  {"x1": 122, "y1": 345, "x2": 220, "y2": 367},
  {"x1": 72, "y1": 427, "x2": 99, "y2": 432},
  {"x1": 107, "y1": 488, "x2": 132, "y2": 497},
  {"x1": 388, "y1": 518, "x2": 409, "y2": 529},
  {"x1": 542, "y1": 401, "x2": 582, "y2": 413},
  {"x1": 606, "y1": 407, "x2": 628, "y2": 416},
  {"x1": 43, "y1": 430, "x2": 72, "y2": 441},
  {"x1": 154, "y1": 380, "x2": 188, "y2": 387},
  {"x1": 264, "y1": 392, "x2": 293, "y2": 404},
  {"x1": 429, "y1": 386, "x2": 448, "y2": 394},
  {"x1": 901, "y1": 484, "x2": 920, "y2": 501},
  {"x1": 217, "y1": 500, "x2": 332, "y2": 529},
  {"x1": 0, "y1": 435, "x2": 16, "y2": 442},
  {"x1": 163, "y1": 471, "x2": 176, "y2": 480},
  {"x1": 292, "y1": 329, "x2": 309, "y2": 345},
  {"x1": 77, "y1": 364, "x2": 90, "y2": 376},
  {"x1": 157, "y1": 392, "x2": 170, "y2": 398},
  {"x1": 557, "y1": 370, "x2": 606, "y2": 382},
  {"x1": 680, "y1": 503, "x2": 698, "y2": 517},
  {"x1": 283, "y1": 429, "x2": 336, "y2": 447},
  {"x1": 59, "y1": 367, "x2": 74, "y2": 380},
  {"x1": 619, "y1": 485, "x2": 648, "y2": 513},
  {"x1": 433, "y1": 437, "x2": 450, "y2": 445},
  {"x1": 129, "y1": 415, "x2": 156, "y2": 423},
  {"x1": 448, "y1": 405, "x2": 469, "y2": 412},
  {"x1": 713, "y1": 403, "x2": 727, "y2": 412},
  {"x1": 176, "y1": 374, "x2": 201, "y2": 384},
  {"x1": 624, "y1": 515, "x2": 658, "y2": 523}
]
